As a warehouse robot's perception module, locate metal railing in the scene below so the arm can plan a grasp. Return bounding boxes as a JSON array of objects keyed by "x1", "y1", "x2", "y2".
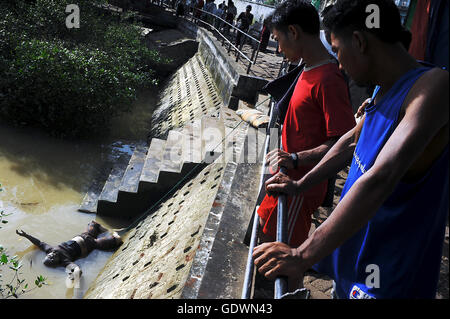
[
  {"x1": 241, "y1": 59, "x2": 310, "y2": 299},
  {"x1": 193, "y1": 7, "x2": 262, "y2": 74},
  {"x1": 240, "y1": 102, "x2": 291, "y2": 299},
  {"x1": 274, "y1": 164, "x2": 288, "y2": 299},
  {"x1": 155, "y1": 2, "x2": 262, "y2": 75},
  {"x1": 241, "y1": 99, "x2": 279, "y2": 299}
]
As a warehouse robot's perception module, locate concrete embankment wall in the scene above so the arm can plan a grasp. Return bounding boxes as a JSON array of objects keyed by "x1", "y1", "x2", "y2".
[{"x1": 179, "y1": 18, "x2": 240, "y2": 108}]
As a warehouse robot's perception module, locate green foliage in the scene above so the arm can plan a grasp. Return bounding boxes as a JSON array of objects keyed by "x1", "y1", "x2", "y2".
[
  {"x1": 263, "y1": 0, "x2": 279, "y2": 6},
  {"x1": 0, "y1": 245, "x2": 48, "y2": 298},
  {"x1": 0, "y1": 184, "x2": 47, "y2": 298},
  {"x1": 3, "y1": 38, "x2": 155, "y2": 137},
  {"x1": 0, "y1": 0, "x2": 166, "y2": 138}
]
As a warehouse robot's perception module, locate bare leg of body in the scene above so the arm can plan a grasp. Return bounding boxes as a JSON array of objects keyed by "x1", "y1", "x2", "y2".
[{"x1": 95, "y1": 232, "x2": 123, "y2": 251}]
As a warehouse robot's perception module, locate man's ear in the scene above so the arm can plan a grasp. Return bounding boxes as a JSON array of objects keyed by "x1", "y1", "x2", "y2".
[
  {"x1": 288, "y1": 24, "x2": 301, "y2": 40},
  {"x1": 352, "y1": 31, "x2": 368, "y2": 54}
]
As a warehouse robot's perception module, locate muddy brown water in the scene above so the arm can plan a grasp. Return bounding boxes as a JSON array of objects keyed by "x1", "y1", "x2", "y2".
[{"x1": 0, "y1": 88, "x2": 158, "y2": 299}]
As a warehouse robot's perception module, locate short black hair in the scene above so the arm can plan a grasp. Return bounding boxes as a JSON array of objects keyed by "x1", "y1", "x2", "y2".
[
  {"x1": 269, "y1": 0, "x2": 320, "y2": 35},
  {"x1": 323, "y1": 0, "x2": 402, "y2": 43},
  {"x1": 399, "y1": 26, "x2": 412, "y2": 50}
]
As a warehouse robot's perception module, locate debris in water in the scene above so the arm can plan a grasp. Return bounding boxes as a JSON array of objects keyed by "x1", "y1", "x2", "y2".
[{"x1": 19, "y1": 202, "x2": 40, "y2": 206}]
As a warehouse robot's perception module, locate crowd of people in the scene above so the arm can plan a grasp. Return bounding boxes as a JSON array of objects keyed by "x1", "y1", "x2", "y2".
[
  {"x1": 173, "y1": 0, "x2": 238, "y2": 23},
  {"x1": 170, "y1": 0, "x2": 277, "y2": 51}
]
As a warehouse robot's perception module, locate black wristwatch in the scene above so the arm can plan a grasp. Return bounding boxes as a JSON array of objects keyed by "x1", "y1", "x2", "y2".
[{"x1": 290, "y1": 153, "x2": 298, "y2": 168}]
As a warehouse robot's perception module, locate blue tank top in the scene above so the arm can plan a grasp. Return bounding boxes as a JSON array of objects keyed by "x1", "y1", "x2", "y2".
[{"x1": 314, "y1": 66, "x2": 449, "y2": 298}]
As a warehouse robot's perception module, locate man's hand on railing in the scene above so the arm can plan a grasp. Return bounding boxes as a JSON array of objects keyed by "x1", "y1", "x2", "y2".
[
  {"x1": 265, "y1": 172, "x2": 300, "y2": 197},
  {"x1": 266, "y1": 148, "x2": 294, "y2": 171},
  {"x1": 252, "y1": 241, "x2": 304, "y2": 284}
]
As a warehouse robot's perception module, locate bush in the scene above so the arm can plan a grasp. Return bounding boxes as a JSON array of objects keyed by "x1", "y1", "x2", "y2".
[{"x1": 0, "y1": 0, "x2": 167, "y2": 138}]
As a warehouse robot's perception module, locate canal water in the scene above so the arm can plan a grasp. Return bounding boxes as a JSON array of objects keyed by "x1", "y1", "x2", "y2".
[{"x1": 0, "y1": 88, "x2": 158, "y2": 299}]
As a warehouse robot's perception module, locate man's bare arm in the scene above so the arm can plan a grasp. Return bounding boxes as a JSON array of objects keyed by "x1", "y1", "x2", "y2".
[
  {"x1": 295, "y1": 119, "x2": 363, "y2": 192},
  {"x1": 265, "y1": 121, "x2": 360, "y2": 196},
  {"x1": 297, "y1": 137, "x2": 340, "y2": 166},
  {"x1": 16, "y1": 230, "x2": 53, "y2": 253},
  {"x1": 265, "y1": 137, "x2": 338, "y2": 171}
]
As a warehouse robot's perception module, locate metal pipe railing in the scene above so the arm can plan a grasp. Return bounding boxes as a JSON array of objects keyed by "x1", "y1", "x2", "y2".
[
  {"x1": 241, "y1": 205, "x2": 261, "y2": 299},
  {"x1": 241, "y1": 99, "x2": 279, "y2": 299},
  {"x1": 188, "y1": 6, "x2": 261, "y2": 71},
  {"x1": 193, "y1": 10, "x2": 254, "y2": 63},
  {"x1": 274, "y1": 163, "x2": 288, "y2": 299},
  {"x1": 242, "y1": 56, "x2": 297, "y2": 299},
  {"x1": 152, "y1": 1, "x2": 262, "y2": 74}
]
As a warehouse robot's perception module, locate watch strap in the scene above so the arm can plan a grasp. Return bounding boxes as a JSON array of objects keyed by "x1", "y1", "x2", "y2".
[{"x1": 290, "y1": 153, "x2": 298, "y2": 169}]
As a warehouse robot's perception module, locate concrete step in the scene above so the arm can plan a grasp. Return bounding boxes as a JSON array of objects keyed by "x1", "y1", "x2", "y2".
[
  {"x1": 140, "y1": 138, "x2": 166, "y2": 183},
  {"x1": 181, "y1": 119, "x2": 202, "y2": 164},
  {"x1": 78, "y1": 165, "x2": 112, "y2": 214},
  {"x1": 96, "y1": 126, "x2": 198, "y2": 219},
  {"x1": 118, "y1": 143, "x2": 148, "y2": 194},
  {"x1": 160, "y1": 130, "x2": 185, "y2": 173},
  {"x1": 201, "y1": 115, "x2": 225, "y2": 164},
  {"x1": 97, "y1": 144, "x2": 151, "y2": 219},
  {"x1": 153, "y1": 122, "x2": 205, "y2": 195},
  {"x1": 93, "y1": 116, "x2": 227, "y2": 219},
  {"x1": 78, "y1": 143, "x2": 134, "y2": 214},
  {"x1": 78, "y1": 190, "x2": 99, "y2": 214},
  {"x1": 98, "y1": 138, "x2": 167, "y2": 219},
  {"x1": 97, "y1": 166, "x2": 126, "y2": 204}
]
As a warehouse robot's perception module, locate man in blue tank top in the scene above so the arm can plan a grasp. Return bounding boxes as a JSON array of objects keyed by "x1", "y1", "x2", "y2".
[{"x1": 252, "y1": 0, "x2": 448, "y2": 299}]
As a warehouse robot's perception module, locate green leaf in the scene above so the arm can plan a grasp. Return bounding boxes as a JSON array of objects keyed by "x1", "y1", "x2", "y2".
[{"x1": 1, "y1": 253, "x2": 8, "y2": 264}]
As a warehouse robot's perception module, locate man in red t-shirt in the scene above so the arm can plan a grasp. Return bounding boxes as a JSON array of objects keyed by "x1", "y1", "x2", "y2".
[{"x1": 257, "y1": 0, "x2": 355, "y2": 291}]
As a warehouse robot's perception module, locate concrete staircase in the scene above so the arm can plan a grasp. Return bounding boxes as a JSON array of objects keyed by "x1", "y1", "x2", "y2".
[{"x1": 78, "y1": 115, "x2": 225, "y2": 219}]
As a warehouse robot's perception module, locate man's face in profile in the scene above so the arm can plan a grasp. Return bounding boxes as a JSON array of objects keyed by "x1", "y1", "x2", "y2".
[
  {"x1": 272, "y1": 27, "x2": 302, "y2": 63},
  {"x1": 331, "y1": 32, "x2": 371, "y2": 87}
]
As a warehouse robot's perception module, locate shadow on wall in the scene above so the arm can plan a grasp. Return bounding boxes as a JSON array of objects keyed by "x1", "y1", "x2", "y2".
[{"x1": 145, "y1": 31, "x2": 199, "y2": 79}]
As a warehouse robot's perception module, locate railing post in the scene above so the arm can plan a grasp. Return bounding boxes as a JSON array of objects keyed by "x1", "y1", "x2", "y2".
[
  {"x1": 247, "y1": 39, "x2": 260, "y2": 74},
  {"x1": 241, "y1": 100, "x2": 279, "y2": 299},
  {"x1": 274, "y1": 164, "x2": 289, "y2": 299},
  {"x1": 252, "y1": 42, "x2": 261, "y2": 72},
  {"x1": 241, "y1": 205, "x2": 260, "y2": 299}
]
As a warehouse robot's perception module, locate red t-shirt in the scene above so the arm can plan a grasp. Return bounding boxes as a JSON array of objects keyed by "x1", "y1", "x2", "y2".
[
  {"x1": 258, "y1": 62, "x2": 355, "y2": 246},
  {"x1": 283, "y1": 62, "x2": 355, "y2": 182}
]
